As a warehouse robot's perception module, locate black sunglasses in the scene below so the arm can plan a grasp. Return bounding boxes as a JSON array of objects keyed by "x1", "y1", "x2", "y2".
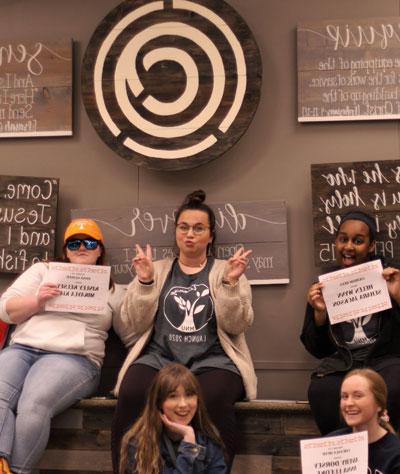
[{"x1": 66, "y1": 238, "x2": 99, "y2": 251}]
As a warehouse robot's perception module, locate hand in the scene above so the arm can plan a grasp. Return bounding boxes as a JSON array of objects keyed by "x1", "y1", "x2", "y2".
[
  {"x1": 223, "y1": 247, "x2": 252, "y2": 285},
  {"x1": 307, "y1": 282, "x2": 328, "y2": 325},
  {"x1": 37, "y1": 283, "x2": 61, "y2": 308},
  {"x1": 132, "y1": 244, "x2": 154, "y2": 283},
  {"x1": 382, "y1": 267, "x2": 400, "y2": 304},
  {"x1": 160, "y1": 413, "x2": 196, "y2": 444}
]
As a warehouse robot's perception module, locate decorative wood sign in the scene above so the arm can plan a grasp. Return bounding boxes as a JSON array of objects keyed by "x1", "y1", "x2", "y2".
[
  {"x1": 81, "y1": 0, "x2": 262, "y2": 170},
  {"x1": 0, "y1": 175, "x2": 59, "y2": 274},
  {"x1": 298, "y1": 18, "x2": 400, "y2": 122},
  {"x1": 311, "y1": 160, "x2": 400, "y2": 267},
  {"x1": 72, "y1": 200, "x2": 289, "y2": 285},
  {"x1": 0, "y1": 40, "x2": 72, "y2": 136}
]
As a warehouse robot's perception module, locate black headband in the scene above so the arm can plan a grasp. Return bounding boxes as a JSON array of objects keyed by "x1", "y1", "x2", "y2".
[{"x1": 339, "y1": 211, "x2": 377, "y2": 241}]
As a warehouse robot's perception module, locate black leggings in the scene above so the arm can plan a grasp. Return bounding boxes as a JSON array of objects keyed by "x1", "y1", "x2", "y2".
[
  {"x1": 308, "y1": 363, "x2": 400, "y2": 434},
  {"x1": 111, "y1": 364, "x2": 245, "y2": 473}
]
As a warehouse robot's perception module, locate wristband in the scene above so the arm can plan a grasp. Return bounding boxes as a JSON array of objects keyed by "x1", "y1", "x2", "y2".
[
  {"x1": 139, "y1": 279, "x2": 154, "y2": 285},
  {"x1": 222, "y1": 278, "x2": 238, "y2": 287}
]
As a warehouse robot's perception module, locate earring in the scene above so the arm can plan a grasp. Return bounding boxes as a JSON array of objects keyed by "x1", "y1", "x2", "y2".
[{"x1": 380, "y1": 409, "x2": 390, "y2": 423}]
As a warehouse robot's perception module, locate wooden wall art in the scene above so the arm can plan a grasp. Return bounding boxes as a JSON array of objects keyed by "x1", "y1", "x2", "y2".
[
  {"x1": 72, "y1": 200, "x2": 289, "y2": 285},
  {"x1": 311, "y1": 160, "x2": 400, "y2": 267},
  {"x1": 298, "y1": 18, "x2": 400, "y2": 122},
  {"x1": 81, "y1": 0, "x2": 262, "y2": 170},
  {"x1": 0, "y1": 40, "x2": 72, "y2": 136},
  {"x1": 0, "y1": 175, "x2": 59, "y2": 274}
]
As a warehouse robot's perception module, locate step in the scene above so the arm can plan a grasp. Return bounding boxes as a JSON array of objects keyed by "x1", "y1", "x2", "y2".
[{"x1": 35, "y1": 399, "x2": 319, "y2": 474}]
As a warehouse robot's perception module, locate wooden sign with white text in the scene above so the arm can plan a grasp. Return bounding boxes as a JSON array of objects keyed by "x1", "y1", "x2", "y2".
[
  {"x1": 0, "y1": 175, "x2": 59, "y2": 274},
  {"x1": 0, "y1": 39, "x2": 72, "y2": 136},
  {"x1": 311, "y1": 160, "x2": 400, "y2": 267},
  {"x1": 298, "y1": 18, "x2": 400, "y2": 122},
  {"x1": 81, "y1": 0, "x2": 261, "y2": 170},
  {"x1": 72, "y1": 201, "x2": 289, "y2": 285}
]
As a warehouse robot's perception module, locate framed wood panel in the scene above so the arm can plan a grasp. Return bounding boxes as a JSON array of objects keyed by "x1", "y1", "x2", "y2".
[
  {"x1": 72, "y1": 200, "x2": 289, "y2": 285},
  {"x1": 311, "y1": 160, "x2": 400, "y2": 267},
  {"x1": 298, "y1": 18, "x2": 400, "y2": 122},
  {"x1": 0, "y1": 175, "x2": 59, "y2": 274},
  {"x1": 82, "y1": 0, "x2": 262, "y2": 170},
  {"x1": 0, "y1": 40, "x2": 72, "y2": 136}
]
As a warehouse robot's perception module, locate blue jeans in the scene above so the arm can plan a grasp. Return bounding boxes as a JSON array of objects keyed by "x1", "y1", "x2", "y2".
[{"x1": 0, "y1": 344, "x2": 100, "y2": 474}]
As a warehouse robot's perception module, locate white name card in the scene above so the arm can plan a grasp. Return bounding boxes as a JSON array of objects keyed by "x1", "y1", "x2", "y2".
[
  {"x1": 301, "y1": 431, "x2": 368, "y2": 474},
  {"x1": 319, "y1": 260, "x2": 391, "y2": 325},
  {"x1": 45, "y1": 262, "x2": 111, "y2": 315}
]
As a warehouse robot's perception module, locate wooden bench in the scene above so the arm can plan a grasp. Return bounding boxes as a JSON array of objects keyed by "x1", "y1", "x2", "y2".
[
  {"x1": 33, "y1": 331, "x2": 320, "y2": 473},
  {"x1": 35, "y1": 398, "x2": 319, "y2": 474}
]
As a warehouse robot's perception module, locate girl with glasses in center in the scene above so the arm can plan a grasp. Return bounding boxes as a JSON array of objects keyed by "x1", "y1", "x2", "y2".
[{"x1": 111, "y1": 190, "x2": 256, "y2": 473}]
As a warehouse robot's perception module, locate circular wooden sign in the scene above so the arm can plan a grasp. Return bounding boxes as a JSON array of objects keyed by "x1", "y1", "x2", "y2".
[{"x1": 82, "y1": 0, "x2": 262, "y2": 171}]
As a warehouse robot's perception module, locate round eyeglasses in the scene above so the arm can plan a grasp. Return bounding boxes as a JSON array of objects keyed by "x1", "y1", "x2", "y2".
[{"x1": 176, "y1": 223, "x2": 210, "y2": 235}]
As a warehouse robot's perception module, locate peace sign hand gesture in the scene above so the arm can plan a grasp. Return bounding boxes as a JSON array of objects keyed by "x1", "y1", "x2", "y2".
[
  {"x1": 223, "y1": 247, "x2": 252, "y2": 285},
  {"x1": 133, "y1": 244, "x2": 154, "y2": 283}
]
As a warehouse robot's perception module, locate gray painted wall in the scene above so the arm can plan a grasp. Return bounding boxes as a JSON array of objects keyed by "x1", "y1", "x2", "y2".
[{"x1": 1, "y1": 0, "x2": 399, "y2": 400}]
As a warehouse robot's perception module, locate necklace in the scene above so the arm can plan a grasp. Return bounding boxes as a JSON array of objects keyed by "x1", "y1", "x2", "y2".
[{"x1": 178, "y1": 257, "x2": 207, "y2": 268}]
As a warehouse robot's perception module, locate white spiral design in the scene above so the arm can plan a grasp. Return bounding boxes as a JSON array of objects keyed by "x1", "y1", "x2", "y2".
[{"x1": 93, "y1": 0, "x2": 248, "y2": 159}]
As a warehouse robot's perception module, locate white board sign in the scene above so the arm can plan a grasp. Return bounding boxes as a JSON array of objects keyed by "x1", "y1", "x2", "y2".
[
  {"x1": 45, "y1": 262, "x2": 111, "y2": 315},
  {"x1": 301, "y1": 431, "x2": 368, "y2": 474},
  {"x1": 319, "y1": 260, "x2": 391, "y2": 324}
]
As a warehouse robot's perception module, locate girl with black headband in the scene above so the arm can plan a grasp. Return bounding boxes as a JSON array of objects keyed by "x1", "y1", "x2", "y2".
[{"x1": 300, "y1": 210, "x2": 400, "y2": 435}]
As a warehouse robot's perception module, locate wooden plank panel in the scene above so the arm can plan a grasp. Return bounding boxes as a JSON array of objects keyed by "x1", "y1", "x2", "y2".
[
  {"x1": 283, "y1": 415, "x2": 319, "y2": 436},
  {"x1": 0, "y1": 39, "x2": 72, "y2": 136},
  {"x1": 236, "y1": 434, "x2": 302, "y2": 456},
  {"x1": 0, "y1": 174, "x2": 59, "y2": 275},
  {"x1": 311, "y1": 160, "x2": 400, "y2": 267},
  {"x1": 36, "y1": 450, "x2": 112, "y2": 470},
  {"x1": 298, "y1": 17, "x2": 400, "y2": 122},
  {"x1": 46, "y1": 429, "x2": 110, "y2": 450},
  {"x1": 237, "y1": 412, "x2": 283, "y2": 434},
  {"x1": 72, "y1": 200, "x2": 289, "y2": 285},
  {"x1": 272, "y1": 455, "x2": 301, "y2": 473},
  {"x1": 231, "y1": 454, "x2": 272, "y2": 474},
  {"x1": 81, "y1": 0, "x2": 262, "y2": 170}
]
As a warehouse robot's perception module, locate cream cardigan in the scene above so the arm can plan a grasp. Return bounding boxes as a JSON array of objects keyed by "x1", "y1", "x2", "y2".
[{"x1": 114, "y1": 258, "x2": 257, "y2": 400}]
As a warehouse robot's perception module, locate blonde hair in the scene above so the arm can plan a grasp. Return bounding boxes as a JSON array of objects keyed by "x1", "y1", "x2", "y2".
[
  {"x1": 119, "y1": 363, "x2": 224, "y2": 474},
  {"x1": 342, "y1": 368, "x2": 395, "y2": 434}
]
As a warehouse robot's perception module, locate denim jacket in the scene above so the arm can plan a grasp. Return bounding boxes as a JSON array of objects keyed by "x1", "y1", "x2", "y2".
[{"x1": 125, "y1": 432, "x2": 227, "y2": 473}]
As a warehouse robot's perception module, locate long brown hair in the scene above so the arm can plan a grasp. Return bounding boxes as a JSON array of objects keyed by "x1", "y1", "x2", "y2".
[
  {"x1": 119, "y1": 363, "x2": 224, "y2": 474},
  {"x1": 341, "y1": 368, "x2": 396, "y2": 434}
]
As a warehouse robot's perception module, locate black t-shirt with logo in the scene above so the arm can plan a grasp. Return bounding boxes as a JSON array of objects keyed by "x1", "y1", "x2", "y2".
[
  {"x1": 340, "y1": 314, "x2": 381, "y2": 361},
  {"x1": 134, "y1": 257, "x2": 239, "y2": 375}
]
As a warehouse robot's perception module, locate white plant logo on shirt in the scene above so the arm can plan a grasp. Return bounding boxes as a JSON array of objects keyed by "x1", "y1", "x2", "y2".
[
  {"x1": 347, "y1": 315, "x2": 376, "y2": 346},
  {"x1": 164, "y1": 284, "x2": 213, "y2": 332}
]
